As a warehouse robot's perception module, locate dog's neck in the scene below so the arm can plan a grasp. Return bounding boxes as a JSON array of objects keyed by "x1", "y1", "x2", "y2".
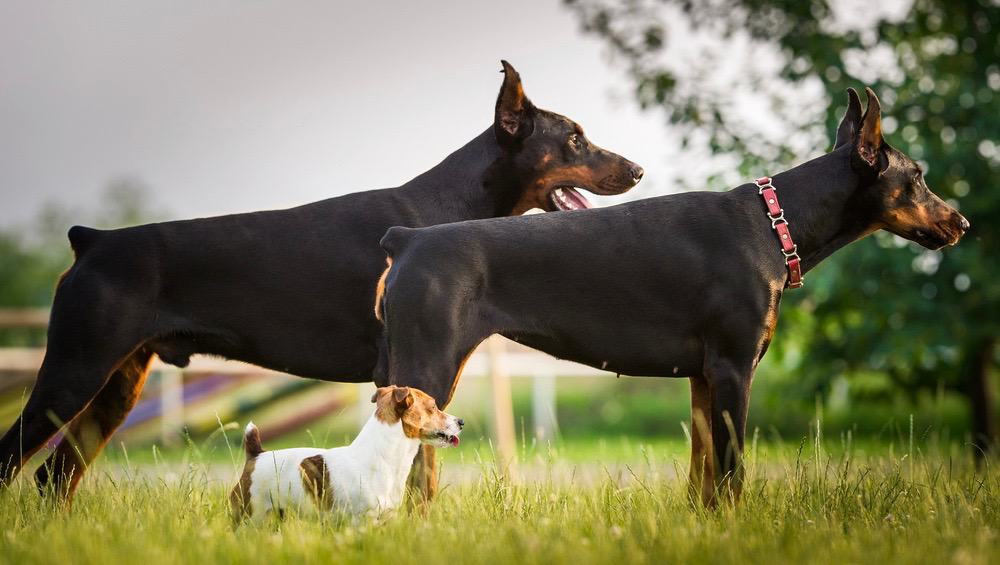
[
  {"x1": 348, "y1": 412, "x2": 422, "y2": 471},
  {"x1": 400, "y1": 128, "x2": 524, "y2": 221},
  {"x1": 767, "y1": 146, "x2": 880, "y2": 274}
]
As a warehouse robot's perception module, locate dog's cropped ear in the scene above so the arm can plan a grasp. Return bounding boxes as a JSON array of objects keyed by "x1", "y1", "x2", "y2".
[
  {"x1": 834, "y1": 88, "x2": 863, "y2": 150},
  {"x1": 855, "y1": 87, "x2": 887, "y2": 173},
  {"x1": 495, "y1": 60, "x2": 535, "y2": 143},
  {"x1": 392, "y1": 387, "x2": 413, "y2": 414}
]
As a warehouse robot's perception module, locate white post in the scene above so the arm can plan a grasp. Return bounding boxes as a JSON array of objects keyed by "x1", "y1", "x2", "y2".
[
  {"x1": 532, "y1": 371, "x2": 557, "y2": 441},
  {"x1": 357, "y1": 382, "x2": 377, "y2": 430},
  {"x1": 159, "y1": 368, "x2": 184, "y2": 447},
  {"x1": 487, "y1": 336, "x2": 517, "y2": 479}
]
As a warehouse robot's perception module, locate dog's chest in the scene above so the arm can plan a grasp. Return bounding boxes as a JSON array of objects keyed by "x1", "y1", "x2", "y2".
[{"x1": 329, "y1": 456, "x2": 408, "y2": 509}]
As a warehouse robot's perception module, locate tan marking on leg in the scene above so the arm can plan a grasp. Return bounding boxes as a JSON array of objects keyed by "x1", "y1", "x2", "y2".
[
  {"x1": 689, "y1": 376, "x2": 715, "y2": 508},
  {"x1": 373, "y1": 257, "x2": 393, "y2": 322},
  {"x1": 38, "y1": 350, "x2": 154, "y2": 500},
  {"x1": 299, "y1": 454, "x2": 333, "y2": 511},
  {"x1": 407, "y1": 444, "x2": 438, "y2": 513},
  {"x1": 229, "y1": 456, "x2": 257, "y2": 523}
]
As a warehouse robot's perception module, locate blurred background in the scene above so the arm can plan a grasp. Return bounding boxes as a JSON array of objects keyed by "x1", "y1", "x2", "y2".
[{"x1": 0, "y1": 0, "x2": 996, "y2": 467}]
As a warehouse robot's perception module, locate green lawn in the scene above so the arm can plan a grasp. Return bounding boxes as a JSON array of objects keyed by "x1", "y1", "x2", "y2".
[{"x1": 1, "y1": 434, "x2": 997, "y2": 564}]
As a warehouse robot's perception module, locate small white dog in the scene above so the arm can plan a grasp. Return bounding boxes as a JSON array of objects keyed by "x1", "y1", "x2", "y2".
[{"x1": 230, "y1": 385, "x2": 463, "y2": 523}]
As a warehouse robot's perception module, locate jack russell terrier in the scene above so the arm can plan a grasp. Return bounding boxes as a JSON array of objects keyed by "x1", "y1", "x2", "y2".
[{"x1": 230, "y1": 385, "x2": 463, "y2": 523}]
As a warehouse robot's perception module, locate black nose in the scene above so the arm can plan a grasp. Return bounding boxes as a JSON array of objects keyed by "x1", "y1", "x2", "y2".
[
  {"x1": 630, "y1": 165, "x2": 644, "y2": 183},
  {"x1": 457, "y1": 418, "x2": 465, "y2": 429},
  {"x1": 959, "y1": 216, "x2": 970, "y2": 231}
]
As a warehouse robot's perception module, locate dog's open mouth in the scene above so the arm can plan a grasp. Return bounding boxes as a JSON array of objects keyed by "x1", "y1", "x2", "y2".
[
  {"x1": 436, "y1": 431, "x2": 460, "y2": 447},
  {"x1": 549, "y1": 187, "x2": 593, "y2": 211},
  {"x1": 913, "y1": 228, "x2": 952, "y2": 250}
]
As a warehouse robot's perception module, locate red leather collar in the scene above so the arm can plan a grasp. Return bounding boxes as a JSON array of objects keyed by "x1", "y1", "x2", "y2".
[{"x1": 755, "y1": 177, "x2": 803, "y2": 289}]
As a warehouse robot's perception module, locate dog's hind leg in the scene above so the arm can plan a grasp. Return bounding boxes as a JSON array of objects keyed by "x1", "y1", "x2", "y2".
[
  {"x1": 0, "y1": 275, "x2": 150, "y2": 490},
  {"x1": 34, "y1": 348, "x2": 154, "y2": 498}
]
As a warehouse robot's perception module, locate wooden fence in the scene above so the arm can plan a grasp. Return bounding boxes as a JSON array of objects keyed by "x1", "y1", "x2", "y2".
[{"x1": 0, "y1": 308, "x2": 612, "y2": 476}]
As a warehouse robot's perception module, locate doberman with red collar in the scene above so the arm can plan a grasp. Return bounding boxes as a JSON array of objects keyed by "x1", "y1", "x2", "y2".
[
  {"x1": 375, "y1": 88, "x2": 969, "y2": 506},
  {"x1": 0, "y1": 61, "x2": 643, "y2": 499}
]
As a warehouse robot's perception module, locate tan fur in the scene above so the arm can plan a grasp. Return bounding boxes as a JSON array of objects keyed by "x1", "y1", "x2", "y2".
[
  {"x1": 444, "y1": 349, "x2": 476, "y2": 407},
  {"x1": 512, "y1": 165, "x2": 605, "y2": 214},
  {"x1": 299, "y1": 454, "x2": 333, "y2": 511},
  {"x1": 372, "y1": 386, "x2": 451, "y2": 441},
  {"x1": 885, "y1": 204, "x2": 932, "y2": 234},
  {"x1": 407, "y1": 444, "x2": 438, "y2": 511},
  {"x1": 755, "y1": 281, "x2": 783, "y2": 363},
  {"x1": 688, "y1": 376, "x2": 715, "y2": 507},
  {"x1": 40, "y1": 350, "x2": 154, "y2": 499},
  {"x1": 373, "y1": 257, "x2": 393, "y2": 322},
  {"x1": 229, "y1": 456, "x2": 256, "y2": 522}
]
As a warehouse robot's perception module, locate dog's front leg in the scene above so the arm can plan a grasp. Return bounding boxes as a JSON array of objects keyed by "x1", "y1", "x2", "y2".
[
  {"x1": 688, "y1": 375, "x2": 715, "y2": 507},
  {"x1": 405, "y1": 444, "x2": 437, "y2": 513},
  {"x1": 706, "y1": 355, "x2": 753, "y2": 506}
]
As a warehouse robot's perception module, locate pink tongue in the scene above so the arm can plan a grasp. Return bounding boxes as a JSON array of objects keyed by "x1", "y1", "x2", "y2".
[
  {"x1": 450, "y1": 436, "x2": 460, "y2": 447},
  {"x1": 551, "y1": 187, "x2": 593, "y2": 210}
]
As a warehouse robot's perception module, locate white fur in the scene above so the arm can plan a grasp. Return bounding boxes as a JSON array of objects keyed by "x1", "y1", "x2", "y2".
[{"x1": 242, "y1": 413, "x2": 460, "y2": 522}]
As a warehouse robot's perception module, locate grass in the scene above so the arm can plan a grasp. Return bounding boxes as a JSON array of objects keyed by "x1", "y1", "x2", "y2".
[{"x1": 1, "y1": 429, "x2": 997, "y2": 565}]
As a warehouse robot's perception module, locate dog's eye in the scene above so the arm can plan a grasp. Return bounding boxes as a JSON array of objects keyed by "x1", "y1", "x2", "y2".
[{"x1": 568, "y1": 134, "x2": 581, "y2": 149}]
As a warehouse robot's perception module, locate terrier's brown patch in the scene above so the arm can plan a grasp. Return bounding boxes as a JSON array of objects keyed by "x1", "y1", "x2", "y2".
[
  {"x1": 229, "y1": 456, "x2": 256, "y2": 522},
  {"x1": 299, "y1": 455, "x2": 333, "y2": 511}
]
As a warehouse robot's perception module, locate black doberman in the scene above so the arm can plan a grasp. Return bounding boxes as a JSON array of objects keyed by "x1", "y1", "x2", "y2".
[
  {"x1": 376, "y1": 88, "x2": 969, "y2": 506},
  {"x1": 0, "y1": 61, "x2": 643, "y2": 499}
]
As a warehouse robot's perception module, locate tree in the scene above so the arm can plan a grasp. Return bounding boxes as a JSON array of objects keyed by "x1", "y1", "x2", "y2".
[
  {"x1": 567, "y1": 0, "x2": 999, "y2": 456},
  {"x1": 0, "y1": 178, "x2": 164, "y2": 345}
]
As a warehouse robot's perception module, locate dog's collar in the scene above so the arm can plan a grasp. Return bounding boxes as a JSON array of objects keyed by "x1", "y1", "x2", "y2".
[{"x1": 756, "y1": 177, "x2": 803, "y2": 289}]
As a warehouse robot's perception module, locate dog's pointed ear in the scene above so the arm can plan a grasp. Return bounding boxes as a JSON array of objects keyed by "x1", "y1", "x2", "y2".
[
  {"x1": 392, "y1": 386, "x2": 413, "y2": 413},
  {"x1": 834, "y1": 88, "x2": 863, "y2": 149},
  {"x1": 855, "y1": 87, "x2": 886, "y2": 171},
  {"x1": 495, "y1": 60, "x2": 535, "y2": 143}
]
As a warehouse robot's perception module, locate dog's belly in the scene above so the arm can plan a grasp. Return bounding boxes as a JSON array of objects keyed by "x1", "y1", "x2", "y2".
[
  {"x1": 511, "y1": 328, "x2": 704, "y2": 378},
  {"x1": 148, "y1": 327, "x2": 377, "y2": 382}
]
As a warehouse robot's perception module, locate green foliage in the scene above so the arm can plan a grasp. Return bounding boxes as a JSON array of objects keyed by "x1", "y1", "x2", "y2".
[
  {"x1": 567, "y1": 0, "x2": 999, "y2": 411},
  {"x1": 0, "y1": 178, "x2": 164, "y2": 345}
]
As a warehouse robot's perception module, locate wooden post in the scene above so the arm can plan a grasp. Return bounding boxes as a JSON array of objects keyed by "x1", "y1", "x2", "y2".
[
  {"x1": 159, "y1": 368, "x2": 184, "y2": 447},
  {"x1": 532, "y1": 371, "x2": 557, "y2": 441},
  {"x1": 357, "y1": 382, "x2": 376, "y2": 430},
  {"x1": 487, "y1": 336, "x2": 517, "y2": 479}
]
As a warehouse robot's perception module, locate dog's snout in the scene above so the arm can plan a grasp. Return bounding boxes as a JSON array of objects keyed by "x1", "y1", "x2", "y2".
[
  {"x1": 959, "y1": 215, "x2": 970, "y2": 232},
  {"x1": 456, "y1": 418, "x2": 465, "y2": 429},
  {"x1": 629, "y1": 164, "x2": 644, "y2": 183}
]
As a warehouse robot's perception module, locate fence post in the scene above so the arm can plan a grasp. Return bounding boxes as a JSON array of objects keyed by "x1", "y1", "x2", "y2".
[
  {"x1": 532, "y1": 371, "x2": 557, "y2": 441},
  {"x1": 487, "y1": 336, "x2": 517, "y2": 479},
  {"x1": 159, "y1": 367, "x2": 184, "y2": 447},
  {"x1": 357, "y1": 382, "x2": 377, "y2": 430}
]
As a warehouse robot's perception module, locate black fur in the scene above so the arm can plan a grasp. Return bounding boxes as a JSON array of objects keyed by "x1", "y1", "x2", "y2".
[
  {"x1": 0, "y1": 61, "x2": 642, "y2": 494},
  {"x1": 377, "y1": 88, "x2": 969, "y2": 506}
]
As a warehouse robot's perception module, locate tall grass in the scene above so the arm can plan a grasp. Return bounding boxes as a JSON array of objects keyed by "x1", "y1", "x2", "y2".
[{"x1": 0, "y1": 430, "x2": 996, "y2": 565}]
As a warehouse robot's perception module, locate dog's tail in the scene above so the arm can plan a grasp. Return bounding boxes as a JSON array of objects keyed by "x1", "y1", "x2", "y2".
[
  {"x1": 379, "y1": 226, "x2": 418, "y2": 258},
  {"x1": 243, "y1": 422, "x2": 263, "y2": 458},
  {"x1": 375, "y1": 227, "x2": 419, "y2": 323},
  {"x1": 67, "y1": 225, "x2": 105, "y2": 258}
]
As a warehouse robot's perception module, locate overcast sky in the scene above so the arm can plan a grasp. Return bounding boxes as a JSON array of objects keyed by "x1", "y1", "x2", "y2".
[{"x1": 0, "y1": 1, "x2": 677, "y2": 230}]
